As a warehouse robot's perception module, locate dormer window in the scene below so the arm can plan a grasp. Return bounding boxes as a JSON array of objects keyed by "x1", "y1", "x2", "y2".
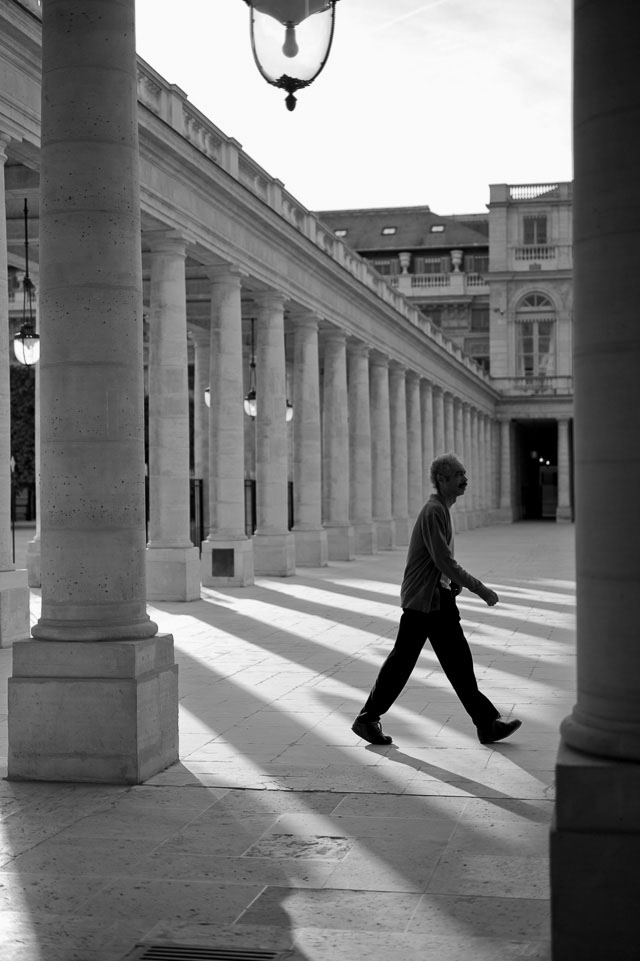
[
  {"x1": 430, "y1": 224, "x2": 445, "y2": 233},
  {"x1": 381, "y1": 226, "x2": 397, "y2": 235},
  {"x1": 334, "y1": 228, "x2": 347, "y2": 237}
]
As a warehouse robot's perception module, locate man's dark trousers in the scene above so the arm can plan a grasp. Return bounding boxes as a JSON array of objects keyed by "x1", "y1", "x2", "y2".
[{"x1": 357, "y1": 588, "x2": 500, "y2": 727}]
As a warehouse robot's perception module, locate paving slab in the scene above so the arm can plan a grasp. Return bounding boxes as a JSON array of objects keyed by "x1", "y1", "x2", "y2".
[{"x1": 0, "y1": 521, "x2": 574, "y2": 960}]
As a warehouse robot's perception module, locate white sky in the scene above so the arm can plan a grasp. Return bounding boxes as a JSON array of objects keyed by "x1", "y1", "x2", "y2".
[{"x1": 134, "y1": 0, "x2": 573, "y2": 216}]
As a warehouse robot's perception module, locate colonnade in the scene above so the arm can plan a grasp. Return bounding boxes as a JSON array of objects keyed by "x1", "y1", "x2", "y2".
[{"x1": 139, "y1": 257, "x2": 503, "y2": 597}]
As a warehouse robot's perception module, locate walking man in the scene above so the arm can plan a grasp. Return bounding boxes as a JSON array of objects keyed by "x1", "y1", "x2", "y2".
[{"x1": 352, "y1": 453, "x2": 522, "y2": 746}]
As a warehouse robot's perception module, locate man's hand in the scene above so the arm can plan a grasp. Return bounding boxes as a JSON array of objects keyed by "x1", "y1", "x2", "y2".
[{"x1": 481, "y1": 587, "x2": 499, "y2": 607}]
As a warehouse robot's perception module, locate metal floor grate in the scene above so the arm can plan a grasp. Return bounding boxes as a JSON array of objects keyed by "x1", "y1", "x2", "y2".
[{"x1": 121, "y1": 945, "x2": 289, "y2": 961}]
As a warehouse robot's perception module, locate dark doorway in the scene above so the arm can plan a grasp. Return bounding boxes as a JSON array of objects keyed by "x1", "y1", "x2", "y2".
[{"x1": 514, "y1": 420, "x2": 558, "y2": 520}]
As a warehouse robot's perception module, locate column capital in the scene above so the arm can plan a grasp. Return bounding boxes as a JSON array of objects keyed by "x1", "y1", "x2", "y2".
[
  {"x1": 405, "y1": 369, "x2": 420, "y2": 384},
  {"x1": 145, "y1": 229, "x2": 188, "y2": 256},
  {"x1": 252, "y1": 288, "x2": 287, "y2": 312},
  {"x1": 347, "y1": 337, "x2": 370, "y2": 358},
  {"x1": 0, "y1": 132, "x2": 11, "y2": 162},
  {"x1": 205, "y1": 263, "x2": 245, "y2": 286},
  {"x1": 389, "y1": 359, "x2": 407, "y2": 374},
  {"x1": 320, "y1": 325, "x2": 347, "y2": 345},
  {"x1": 369, "y1": 349, "x2": 389, "y2": 368}
]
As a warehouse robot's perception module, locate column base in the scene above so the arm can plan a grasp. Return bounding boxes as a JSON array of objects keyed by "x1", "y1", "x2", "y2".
[
  {"x1": 374, "y1": 518, "x2": 396, "y2": 550},
  {"x1": 326, "y1": 523, "x2": 355, "y2": 561},
  {"x1": 26, "y1": 534, "x2": 41, "y2": 588},
  {"x1": 556, "y1": 505, "x2": 573, "y2": 522},
  {"x1": 254, "y1": 531, "x2": 296, "y2": 576},
  {"x1": 201, "y1": 537, "x2": 254, "y2": 587},
  {"x1": 293, "y1": 528, "x2": 328, "y2": 567},
  {"x1": 551, "y1": 742, "x2": 640, "y2": 960},
  {"x1": 0, "y1": 570, "x2": 30, "y2": 648},
  {"x1": 8, "y1": 635, "x2": 178, "y2": 784},
  {"x1": 146, "y1": 546, "x2": 201, "y2": 601},
  {"x1": 393, "y1": 516, "x2": 411, "y2": 546},
  {"x1": 353, "y1": 522, "x2": 377, "y2": 555}
]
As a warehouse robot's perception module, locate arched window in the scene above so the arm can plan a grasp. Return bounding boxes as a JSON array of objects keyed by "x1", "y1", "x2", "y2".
[{"x1": 515, "y1": 293, "x2": 556, "y2": 377}]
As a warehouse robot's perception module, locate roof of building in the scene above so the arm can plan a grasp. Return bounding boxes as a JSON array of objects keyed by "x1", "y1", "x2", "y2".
[{"x1": 314, "y1": 205, "x2": 489, "y2": 252}]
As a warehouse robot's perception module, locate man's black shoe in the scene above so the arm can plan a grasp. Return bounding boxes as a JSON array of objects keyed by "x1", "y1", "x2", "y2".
[
  {"x1": 477, "y1": 717, "x2": 522, "y2": 744},
  {"x1": 351, "y1": 718, "x2": 392, "y2": 745}
]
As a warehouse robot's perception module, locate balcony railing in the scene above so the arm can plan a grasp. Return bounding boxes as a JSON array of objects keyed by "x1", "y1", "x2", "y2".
[
  {"x1": 491, "y1": 375, "x2": 573, "y2": 396},
  {"x1": 381, "y1": 272, "x2": 489, "y2": 296},
  {"x1": 514, "y1": 245, "x2": 557, "y2": 260}
]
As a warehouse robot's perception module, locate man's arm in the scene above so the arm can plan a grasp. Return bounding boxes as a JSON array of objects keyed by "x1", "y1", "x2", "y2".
[{"x1": 422, "y1": 505, "x2": 499, "y2": 606}]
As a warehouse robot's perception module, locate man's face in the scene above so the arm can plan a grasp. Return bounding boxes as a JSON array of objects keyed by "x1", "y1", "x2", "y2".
[{"x1": 438, "y1": 461, "x2": 468, "y2": 499}]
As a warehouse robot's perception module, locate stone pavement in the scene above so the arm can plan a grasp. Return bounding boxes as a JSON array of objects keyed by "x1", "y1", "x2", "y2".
[{"x1": 0, "y1": 521, "x2": 575, "y2": 961}]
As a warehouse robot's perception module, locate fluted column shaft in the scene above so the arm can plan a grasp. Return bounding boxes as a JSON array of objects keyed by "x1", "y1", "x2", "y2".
[
  {"x1": 322, "y1": 328, "x2": 354, "y2": 560},
  {"x1": 348, "y1": 340, "x2": 376, "y2": 553},
  {"x1": 190, "y1": 327, "x2": 210, "y2": 536},
  {"x1": 471, "y1": 406, "x2": 480, "y2": 524},
  {"x1": 0, "y1": 134, "x2": 30, "y2": 647},
  {"x1": 253, "y1": 291, "x2": 295, "y2": 575},
  {"x1": 201, "y1": 267, "x2": 253, "y2": 586},
  {"x1": 406, "y1": 372, "x2": 423, "y2": 522},
  {"x1": 146, "y1": 234, "x2": 200, "y2": 600},
  {"x1": 33, "y1": 0, "x2": 156, "y2": 640},
  {"x1": 370, "y1": 353, "x2": 395, "y2": 549},
  {"x1": 146, "y1": 237, "x2": 192, "y2": 546},
  {"x1": 420, "y1": 380, "x2": 434, "y2": 501},
  {"x1": 10, "y1": 0, "x2": 178, "y2": 784},
  {"x1": 443, "y1": 391, "x2": 455, "y2": 452},
  {"x1": 433, "y1": 386, "x2": 445, "y2": 458},
  {"x1": 389, "y1": 362, "x2": 410, "y2": 545},
  {"x1": 292, "y1": 313, "x2": 327, "y2": 566},
  {"x1": 499, "y1": 418, "x2": 512, "y2": 515},
  {"x1": 556, "y1": 417, "x2": 572, "y2": 521},
  {"x1": 552, "y1": 5, "x2": 640, "y2": 957}
]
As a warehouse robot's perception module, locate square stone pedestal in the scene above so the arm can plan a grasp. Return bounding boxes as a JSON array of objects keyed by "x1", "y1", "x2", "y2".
[
  {"x1": 146, "y1": 546, "x2": 201, "y2": 601},
  {"x1": 0, "y1": 570, "x2": 30, "y2": 648},
  {"x1": 8, "y1": 634, "x2": 178, "y2": 784},
  {"x1": 353, "y1": 522, "x2": 377, "y2": 555},
  {"x1": 201, "y1": 537, "x2": 254, "y2": 587},
  {"x1": 293, "y1": 528, "x2": 328, "y2": 567},
  {"x1": 326, "y1": 523, "x2": 355, "y2": 561},
  {"x1": 393, "y1": 516, "x2": 411, "y2": 546},
  {"x1": 551, "y1": 742, "x2": 640, "y2": 960},
  {"x1": 374, "y1": 518, "x2": 396, "y2": 551},
  {"x1": 254, "y1": 532, "x2": 296, "y2": 576}
]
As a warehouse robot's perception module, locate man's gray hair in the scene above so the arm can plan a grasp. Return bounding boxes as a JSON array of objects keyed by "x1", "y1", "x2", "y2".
[{"x1": 430, "y1": 453, "x2": 463, "y2": 490}]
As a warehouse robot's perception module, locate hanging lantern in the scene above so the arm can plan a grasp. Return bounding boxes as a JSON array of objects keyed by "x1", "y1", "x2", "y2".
[
  {"x1": 13, "y1": 198, "x2": 40, "y2": 366},
  {"x1": 243, "y1": 1, "x2": 340, "y2": 111}
]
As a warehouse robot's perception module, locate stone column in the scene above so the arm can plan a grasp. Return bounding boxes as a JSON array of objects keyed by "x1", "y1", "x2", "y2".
[
  {"x1": 498, "y1": 417, "x2": 512, "y2": 520},
  {"x1": 471, "y1": 407, "x2": 481, "y2": 527},
  {"x1": 0, "y1": 133, "x2": 30, "y2": 646},
  {"x1": 201, "y1": 267, "x2": 254, "y2": 586},
  {"x1": 453, "y1": 398, "x2": 467, "y2": 531},
  {"x1": 370, "y1": 352, "x2": 395, "y2": 549},
  {"x1": 145, "y1": 232, "x2": 200, "y2": 601},
  {"x1": 321, "y1": 328, "x2": 354, "y2": 560},
  {"x1": 552, "y1": 7, "x2": 640, "y2": 955},
  {"x1": 389, "y1": 362, "x2": 410, "y2": 545},
  {"x1": 433, "y1": 385, "x2": 445, "y2": 456},
  {"x1": 556, "y1": 416, "x2": 572, "y2": 522},
  {"x1": 348, "y1": 339, "x2": 376, "y2": 553},
  {"x1": 253, "y1": 291, "x2": 295, "y2": 575},
  {"x1": 291, "y1": 312, "x2": 327, "y2": 566},
  {"x1": 420, "y1": 379, "x2": 434, "y2": 501},
  {"x1": 406, "y1": 371, "x2": 423, "y2": 523},
  {"x1": 190, "y1": 326, "x2": 210, "y2": 537},
  {"x1": 9, "y1": 0, "x2": 178, "y2": 783},
  {"x1": 443, "y1": 391, "x2": 455, "y2": 452}
]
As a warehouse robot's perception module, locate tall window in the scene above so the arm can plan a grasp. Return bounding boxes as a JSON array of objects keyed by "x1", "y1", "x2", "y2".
[
  {"x1": 523, "y1": 215, "x2": 548, "y2": 245},
  {"x1": 516, "y1": 293, "x2": 555, "y2": 376}
]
